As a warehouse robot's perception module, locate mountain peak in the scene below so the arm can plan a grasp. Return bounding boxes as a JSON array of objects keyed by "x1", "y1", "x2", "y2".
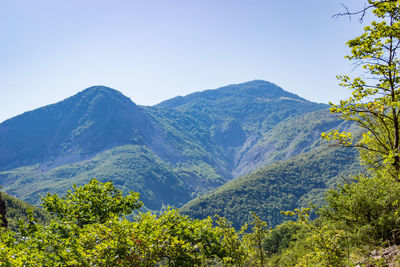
[
  {"x1": 0, "y1": 85, "x2": 148, "y2": 170},
  {"x1": 156, "y1": 80, "x2": 306, "y2": 109},
  {"x1": 76, "y1": 86, "x2": 131, "y2": 102},
  {"x1": 235, "y1": 80, "x2": 277, "y2": 86},
  {"x1": 62, "y1": 85, "x2": 139, "y2": 113},
  {"x1": 81, "y1": 85, "x2": 119, "y2": 93},
  {"x1": 218, "y1": 80, "x2": 296, "y2": 98}
]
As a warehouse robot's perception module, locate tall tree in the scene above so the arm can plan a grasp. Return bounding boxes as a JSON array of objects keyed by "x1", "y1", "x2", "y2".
[{"x1": 323, "y1": 0, "x2": 400, "y2": 179}]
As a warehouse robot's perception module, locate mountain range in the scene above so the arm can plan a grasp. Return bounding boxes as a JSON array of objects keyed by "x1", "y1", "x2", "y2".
[{"x1": 0, "y1": 80, "x2": 358, "y2": 225}]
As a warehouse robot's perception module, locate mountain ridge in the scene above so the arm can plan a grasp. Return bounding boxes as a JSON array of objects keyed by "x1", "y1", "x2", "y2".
[{"x1": 156, "y1": 80, "x2": 310, "y2": 109}]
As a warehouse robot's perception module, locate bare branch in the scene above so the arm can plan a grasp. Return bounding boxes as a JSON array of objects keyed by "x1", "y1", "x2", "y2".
[
  {"x1": 333, "y1": 0, "x2": 398, "y2": 22},
  {"x1": 333, "y1": 2, "x2": 369, "y2": 22}
]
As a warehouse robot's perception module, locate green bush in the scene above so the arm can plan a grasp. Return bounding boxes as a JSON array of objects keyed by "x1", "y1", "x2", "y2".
[{"x1": 320, "y1": 173, "x2": 400, "y2": 246}]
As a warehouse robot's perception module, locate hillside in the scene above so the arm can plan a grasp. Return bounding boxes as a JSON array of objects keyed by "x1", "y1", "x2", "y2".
[
  {"x1": 0, "y1": 81, "x2": 343, "y2": 209},
  {"x1": 181, "y1": 146, "x2": 360, "y2": 229},
  {"x1": 1, "y1": 192, "x2": 50, "y2": 230}
]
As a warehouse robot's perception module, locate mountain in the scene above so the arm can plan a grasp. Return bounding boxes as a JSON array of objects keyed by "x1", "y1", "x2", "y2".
[
  {"x1": 180, "y1": 146, "x2": 360, "y2": 229},
  {"x1": 0, "y1": 86, "x2": 153, "y2": 171},
  {"x1": 157, "y1": 80, "x2": 325, "y2": 137},
  {"x1": 0, "y1": 81, "x2": 345, "y2": 210},
  {"x1": 155, "y1": 80, "x2": 330, "y2": 176},
  {"x1": 0, "y1": 86, "x2": 219, "y2": 209}
]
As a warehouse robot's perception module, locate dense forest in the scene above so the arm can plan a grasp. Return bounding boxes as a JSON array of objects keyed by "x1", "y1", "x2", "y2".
[
  {"x1": 2, "y1": 0, "x2": 400, "y2": 266},
  {"x1": 181, "y1": 146, "x2": 360, "y2": 229}
]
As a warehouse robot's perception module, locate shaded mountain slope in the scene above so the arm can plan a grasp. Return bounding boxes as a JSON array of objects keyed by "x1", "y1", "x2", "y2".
[
  {"x1": 0, "y1": 86, "x2": 153, "y2": 171},
  {"x1": 1, "y1": 145, "x2": 226, "y2": 209},
  {"x1": 181, "y1": 146, "x2": 360, "y2": 229}
]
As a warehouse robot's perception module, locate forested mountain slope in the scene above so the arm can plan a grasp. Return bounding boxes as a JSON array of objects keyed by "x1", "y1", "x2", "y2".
[
  {"x1": 0, "y1": 81, "x2": 346, "y2": 209},
  {"x1": 156, "y1": 80, "x2": 330, "y2": 177},
  {"x1": 1, "y1": 192, "x2": 50, "y2": 230},
  {"x1": 181, "y1": 146, "x2": 360, "y2": 229}
]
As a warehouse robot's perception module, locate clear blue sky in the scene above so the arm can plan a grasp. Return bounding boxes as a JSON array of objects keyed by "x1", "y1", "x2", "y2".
[{"x1": 0, "y1": 0, "x2": 369, "y2": 123}]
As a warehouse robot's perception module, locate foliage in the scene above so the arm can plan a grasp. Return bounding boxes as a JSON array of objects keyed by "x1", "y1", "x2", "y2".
[
  {"x1": 42, "y1": 179, "x2": 142, "y2": 227},
  {"x1": 322, "y1": 0, "x2": 400, "y2": 179},
  {"x1": 264, "y1": 171, "x2": 400, "y2": 266},
  {"x1": 320, "y1": 172, "x2": 400, "y2": 246},
  {"x1": 282, "y1": 209, "x2": 350, "y2": 267},
  {"x1": 243, "y1": 212, "x2": 270, "y2": 266},
  {"x1": 0, "y1": 179, "x2": 271, "y2": 266},
  {"x1": 262, "y1": 221, "x2": 303, "y2": 256},
  {"x1": 267, "y1": 4, "x2": 400, "y2": 265},
  {"x1": 213, "y1": 215, "x2": 248, "y2": 266}
]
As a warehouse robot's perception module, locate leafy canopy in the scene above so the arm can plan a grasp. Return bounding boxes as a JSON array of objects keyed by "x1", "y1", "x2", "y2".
[
  {"x1": 0, "y1": 179, "x2": 273, "y2": 266},
  {"x1": 322, "y1": 0, "x2": 400, "y2": 179},
  {"x1": 42, "y1": 179, "x2": 142, "y2": 227}
]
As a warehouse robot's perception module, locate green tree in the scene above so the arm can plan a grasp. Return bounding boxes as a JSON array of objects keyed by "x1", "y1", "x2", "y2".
[
  {"x1": 282, "y1": 209, "x2": 349, "y2": 267},
  {"x1": 243, "y1": 212, "x2": 269, "y2": 267},
  {"x1": 42, "y1": 179, "x2": 142, "y2": 227},
  {"x1": 322, "y1": 0, "x2": 400, "y2": 179},
  {"x1": 0, "y1": 180, "x2": 251, "y2": 266},
  {"x1": 214, "y1": 215, "x2": 248, "y2": 266}
]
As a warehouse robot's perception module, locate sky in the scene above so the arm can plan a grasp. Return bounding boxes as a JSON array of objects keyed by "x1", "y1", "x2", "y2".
[{"x1": 0, "y1": 0, "x2": 370, "y2": 123}]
